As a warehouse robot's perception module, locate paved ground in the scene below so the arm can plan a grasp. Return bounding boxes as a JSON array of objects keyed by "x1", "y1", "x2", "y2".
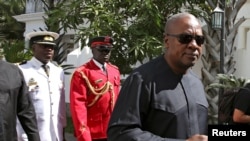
[{"x1": 65, "y1": 132, "x2": 76, "y2": 141}]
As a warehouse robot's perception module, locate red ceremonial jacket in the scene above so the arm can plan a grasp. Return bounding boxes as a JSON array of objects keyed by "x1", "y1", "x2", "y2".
[{"x1": 70, "y1": 59, "x2": 120, "y2": 141}]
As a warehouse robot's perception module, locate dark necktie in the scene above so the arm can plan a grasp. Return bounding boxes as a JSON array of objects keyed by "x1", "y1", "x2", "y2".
[
  {"x1": 42, "y1": 64, "x2": 50, "y2": 77},
  {"x1": 102, "y1": 65, "x2": 107, "y2": 74}
]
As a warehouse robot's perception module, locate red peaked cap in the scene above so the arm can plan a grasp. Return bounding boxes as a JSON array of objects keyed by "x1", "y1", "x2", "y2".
[{"x1": 88, "y1": 36, "x2": 114, "y2": 47}]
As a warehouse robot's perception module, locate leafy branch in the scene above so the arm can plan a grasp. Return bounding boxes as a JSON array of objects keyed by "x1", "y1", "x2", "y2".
[{"x1": 207, "y1": 74, "x2": 250, "y2": 90}]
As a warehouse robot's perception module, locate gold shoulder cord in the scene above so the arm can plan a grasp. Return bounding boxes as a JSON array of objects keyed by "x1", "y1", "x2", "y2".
[{"x1": 79, "y1": 71, "x2": 115, "y2": 109}]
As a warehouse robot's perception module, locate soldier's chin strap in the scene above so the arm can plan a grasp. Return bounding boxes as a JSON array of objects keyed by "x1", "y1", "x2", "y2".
[{"x1": 79, "y1": 71, "x2": 115, "y2": 108}]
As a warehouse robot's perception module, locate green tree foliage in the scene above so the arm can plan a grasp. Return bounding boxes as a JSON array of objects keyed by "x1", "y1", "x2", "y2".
[
  {"x1": 1, "y1": 40, "x2": 32, "y2": 63},
  {"x1": 46, "y1": 0, "x2": 206, "y2": 74},
  {"x1": 0, "y1": 0, "x2": 25, "y2": 40},
  {"x1": 0, "y1": 0, "x2": 29, "y2": 62},
  {"x1": 208, "y1": 74, "x2": 250, "y2": 90}
]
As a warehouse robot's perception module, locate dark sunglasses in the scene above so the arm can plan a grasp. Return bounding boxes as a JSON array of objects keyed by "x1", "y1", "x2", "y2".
[
  {"x1": 166, "y1": 33, "x2": 205, "y2": 46},
  {"x1": 95, "y1": 45, "x2": 113, "y2": 53}
]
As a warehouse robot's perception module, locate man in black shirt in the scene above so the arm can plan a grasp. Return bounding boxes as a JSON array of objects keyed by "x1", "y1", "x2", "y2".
[
  {"x1": 107, "y1": 12, "x2": 208, "y2": 141},
  {"x1": 232, "y1": 84, "x2": 250, "y2": 124}
]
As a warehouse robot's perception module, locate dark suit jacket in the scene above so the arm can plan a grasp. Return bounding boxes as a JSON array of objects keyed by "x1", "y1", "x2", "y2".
[{"x1": 0, "y1": 60, "x2": 40, "y2": 141}]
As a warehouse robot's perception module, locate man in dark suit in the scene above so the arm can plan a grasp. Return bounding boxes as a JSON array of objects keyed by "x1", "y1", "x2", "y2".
[{"x1": 0, "y1": 60, "x2": 40, "y2": 141}]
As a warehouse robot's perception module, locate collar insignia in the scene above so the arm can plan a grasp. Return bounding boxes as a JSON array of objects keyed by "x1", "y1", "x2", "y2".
[{"x1": 28, "y1": 78, "x2": 37, "y2": 86}]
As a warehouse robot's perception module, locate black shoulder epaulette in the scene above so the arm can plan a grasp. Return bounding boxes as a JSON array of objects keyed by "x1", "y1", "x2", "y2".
[{"x1": 19, "y1": 61, "x2": 27, "y2": 65}]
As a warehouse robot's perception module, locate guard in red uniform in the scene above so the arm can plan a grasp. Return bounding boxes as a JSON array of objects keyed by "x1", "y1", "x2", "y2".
[{"x1": 70, "y1": 36, "x2": 121, "y2": 141}]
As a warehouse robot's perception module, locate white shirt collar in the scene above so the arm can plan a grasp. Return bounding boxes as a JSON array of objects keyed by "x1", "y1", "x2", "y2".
[
  {"x1": 93, "y1": 59, "x2": 106, "y2": 70},
  {"x1": 31, "y1": 57, "x2": 52, "y2": 68}
]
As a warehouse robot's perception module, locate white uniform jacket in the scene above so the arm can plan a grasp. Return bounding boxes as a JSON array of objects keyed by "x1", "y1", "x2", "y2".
[{"x1": 16, "y1": 57, "x2": 66, "y2": 141}]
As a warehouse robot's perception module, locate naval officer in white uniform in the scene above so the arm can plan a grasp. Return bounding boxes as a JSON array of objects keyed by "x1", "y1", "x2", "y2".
[{"x1": 16, "y1": 31, "x2": 67, "y2": 141}]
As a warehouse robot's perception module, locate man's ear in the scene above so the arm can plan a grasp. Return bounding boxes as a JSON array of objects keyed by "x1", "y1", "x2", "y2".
[{"x1": 164, "y1": 36, "x2": 169, "y2": 49}]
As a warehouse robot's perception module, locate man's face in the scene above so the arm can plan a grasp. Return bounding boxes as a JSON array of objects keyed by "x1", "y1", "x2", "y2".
[
  {"x1": 92, "y1": 44, "x2": 112, "y2": 64},
  {"x1": 164, "y1": 16, "x2": 204, "y2": 70},
  {"x1": 32, "y1": 44, "x2": 55, "y2": 64}
]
